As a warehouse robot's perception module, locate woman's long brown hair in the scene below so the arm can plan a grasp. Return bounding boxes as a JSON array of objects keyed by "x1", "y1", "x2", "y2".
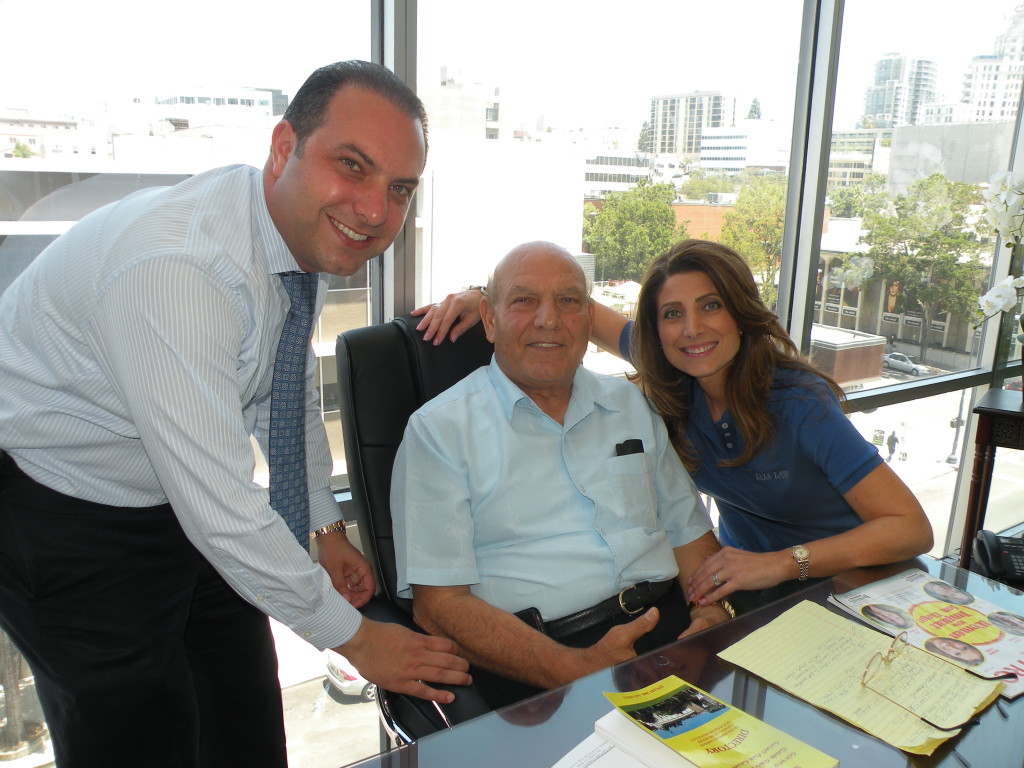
[{"x1": 630, "y1": 239, "x2": 843, "y2": 473}]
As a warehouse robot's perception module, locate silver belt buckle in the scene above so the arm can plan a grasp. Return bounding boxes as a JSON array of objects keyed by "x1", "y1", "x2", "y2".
[{"x1": 618, "y1": 585, "x2": 644, "y2": 615}]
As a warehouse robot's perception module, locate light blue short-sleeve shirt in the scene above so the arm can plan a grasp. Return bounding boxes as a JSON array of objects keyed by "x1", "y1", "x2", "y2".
[{"x1": 391, "y1": 359, "x2": 711, "y2": 621}]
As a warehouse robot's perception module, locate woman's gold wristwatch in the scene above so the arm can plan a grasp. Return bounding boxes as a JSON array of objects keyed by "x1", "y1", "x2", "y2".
[{"x1": 792, "y1": 544, "x2": 811, "y2": 581}]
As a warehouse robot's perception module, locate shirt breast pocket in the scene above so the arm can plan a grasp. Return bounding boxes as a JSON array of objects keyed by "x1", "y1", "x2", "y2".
[{"x1": 597, "y1": 452, "x2": 658, "y2": 527}]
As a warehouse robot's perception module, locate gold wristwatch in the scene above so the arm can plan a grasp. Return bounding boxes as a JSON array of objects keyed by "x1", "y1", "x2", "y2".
[
  {"x1": 792, "y1": 544, "x2": 810, "y2": 581},
  {"x1": 310, "y1": 520, "x2": 347, "y2": 541}
]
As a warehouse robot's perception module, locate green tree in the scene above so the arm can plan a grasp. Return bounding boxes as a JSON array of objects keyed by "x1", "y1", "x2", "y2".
[
  {"x1": 861, "y1": 173, "x2": 986, "y2": 363},
  {"x1": 827, "y1": 172, "x2": 887, "y2": 218},
  {"x1": 637, "y1": 120, "x2": 652, "y2": 153},
  {"x1": 746, "y1": 98, "x2": 762, "y2": 120},
  {"x1": 679, "y1": 170, "x2": 738, "y2": 201},
  {"x1": 10, "y1": 141, "x2": 36, "y2": 159},
  {"x1": 720, "y1": 175, "x2": 787, "y2": 308},
  {"x1": 583, "y1": 180, "x2": 684, "y2": 281}
]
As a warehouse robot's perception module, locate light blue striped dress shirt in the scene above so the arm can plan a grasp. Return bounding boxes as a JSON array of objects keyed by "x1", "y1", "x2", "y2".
[{"x1": 0, "y1": 165, "x2": 360, "y2": 649}]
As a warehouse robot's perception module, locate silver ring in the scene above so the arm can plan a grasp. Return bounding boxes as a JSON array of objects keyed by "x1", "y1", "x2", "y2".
[
  {"x1": 712, "y1": 573, "x2": 721, "y2": 588},
  {"x1": 431, "y1": 303, "x2": 441, "y2": 308}
]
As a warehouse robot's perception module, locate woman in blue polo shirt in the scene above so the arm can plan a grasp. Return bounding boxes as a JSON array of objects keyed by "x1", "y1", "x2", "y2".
[{"x1": 604, "y1": 239, "x2": 932, "y2": 611}]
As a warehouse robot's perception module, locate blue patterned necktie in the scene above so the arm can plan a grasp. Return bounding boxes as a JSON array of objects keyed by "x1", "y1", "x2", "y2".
[{"x1": 270, "y1": 271, "x2": 317, "y2": 548}]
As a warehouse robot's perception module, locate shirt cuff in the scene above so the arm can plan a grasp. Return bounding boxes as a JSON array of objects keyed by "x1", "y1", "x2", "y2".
[
  {"x1": 309, "y1": 487, "x2": 343, "y2": 531},
  {"x1": 288, "y1": 579, "x2": 364, "y2": 650}
]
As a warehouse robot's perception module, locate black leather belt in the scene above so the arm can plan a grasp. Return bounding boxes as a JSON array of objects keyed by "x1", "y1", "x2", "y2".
[{"x1": 541, "y1": 580, "x2": 675, "y2": 641}]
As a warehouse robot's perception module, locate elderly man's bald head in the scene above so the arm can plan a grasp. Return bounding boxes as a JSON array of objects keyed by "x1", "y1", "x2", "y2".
[
  {"x1": 481, "y1": 242, "x2": 594, "y2": 419},
  {"x1": 487, "y1": 241, "x2": 591, "y2": 300}
]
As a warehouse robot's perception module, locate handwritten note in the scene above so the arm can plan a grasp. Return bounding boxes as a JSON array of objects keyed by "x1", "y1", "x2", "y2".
[{"x1": 718, "y1": 601, "x2": 1004, "y2": 755}]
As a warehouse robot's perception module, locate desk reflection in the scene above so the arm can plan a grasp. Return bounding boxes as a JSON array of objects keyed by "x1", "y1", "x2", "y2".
[{"x1": 350, "y1": 558, "x2": 1024, "y2": 768}]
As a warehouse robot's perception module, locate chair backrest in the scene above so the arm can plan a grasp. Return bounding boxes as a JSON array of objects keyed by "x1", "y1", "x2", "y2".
[{"x1": 336, "y1": 314, "x2": 494, "y2": 612}]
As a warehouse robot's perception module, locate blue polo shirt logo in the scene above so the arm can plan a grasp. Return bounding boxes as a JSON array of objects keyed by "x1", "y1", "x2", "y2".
[{"x1": 755, "y1": 470, "x2": 791, "y2": 481}]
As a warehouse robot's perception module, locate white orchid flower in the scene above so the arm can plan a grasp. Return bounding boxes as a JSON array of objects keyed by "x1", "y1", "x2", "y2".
[{"x1": 978, "y1": 283, "x2": 1020, "y2": 317}]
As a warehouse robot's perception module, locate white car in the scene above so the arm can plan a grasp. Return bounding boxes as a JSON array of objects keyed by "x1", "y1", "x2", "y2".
[
  {"x1": 883, "y1": 352, "x2": 927, "y2": 376},
  {"x1": 324, "y1": 650, "x2": 376, "y2": 702}
]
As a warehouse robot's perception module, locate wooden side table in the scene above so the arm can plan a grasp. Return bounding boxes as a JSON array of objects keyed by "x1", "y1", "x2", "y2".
[{"x1": 958, "y1": 387, "x2": 1024, "y2": 568}]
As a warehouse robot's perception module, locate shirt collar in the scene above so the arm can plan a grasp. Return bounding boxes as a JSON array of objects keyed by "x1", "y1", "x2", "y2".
[
  {"x1": 252, "y1": 170, "x2": 305, "y2": 276},
  {"x1": 486, "y1": 356, "x2": 621, "y2": 426}
]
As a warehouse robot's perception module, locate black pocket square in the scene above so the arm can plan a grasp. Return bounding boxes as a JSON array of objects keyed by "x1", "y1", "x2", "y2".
[{"x1": 615, "y1": 439, "x2": 644, "y2": 456}]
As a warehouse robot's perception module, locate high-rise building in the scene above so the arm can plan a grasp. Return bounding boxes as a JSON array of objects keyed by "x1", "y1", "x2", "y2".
[
  {"x1": 862, "y1": 53, "x2": 937, "y2": 128},
  {"x1": 960, "y1": 8, "x2": 1024, "y2": 122},
  {"x1": 649, "y1": 91, "x2": 725, "y2": 157},
  {"x1": 420, "y1": 67, "x2": 505, "y2": 141}
]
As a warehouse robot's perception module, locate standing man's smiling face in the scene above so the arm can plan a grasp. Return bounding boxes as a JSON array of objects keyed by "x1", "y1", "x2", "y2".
[{"x1": 264, "y1": 84, "x2": 426, "y2": 275}]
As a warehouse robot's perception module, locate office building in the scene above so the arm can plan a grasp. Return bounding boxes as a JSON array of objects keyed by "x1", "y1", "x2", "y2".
[
  {"x1": 420, "y1": 67, "x2": 505, "y2": 141},
  {"x1": 699, "y1": 119, "x2": 789, "y2": 174},
  {"x1": 862, "y1": 53, "x2": 937, "y2": 128},
  {"x1": 960, "y1": 7, "x2": 1024, "y2": 122},
  {"x1": 649, "y1": 91, "x2": 726, "y2": 158},
  {"x1": 825, "y1": 129, "x2": 891, "y2": 190},
  {"x1": 583, "y1": 152, "x2": 652, "y2": 198}
]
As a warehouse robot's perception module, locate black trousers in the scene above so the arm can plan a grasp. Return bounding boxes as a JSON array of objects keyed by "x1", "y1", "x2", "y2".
[
  {"x1": 0, "y1": 453, "x2": 287, "y2": 768},
  {"x1": 470, "y1": 580, "x2": 691, "y2": 711}
]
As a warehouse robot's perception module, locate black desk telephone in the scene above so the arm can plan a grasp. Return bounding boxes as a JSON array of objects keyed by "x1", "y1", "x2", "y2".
[{"x1": 973, "y1": 530, "x2": 1024, "y2": 584}]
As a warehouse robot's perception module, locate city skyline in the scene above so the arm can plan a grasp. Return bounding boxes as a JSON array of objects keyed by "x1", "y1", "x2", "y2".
[{"x1": 2, "y1": 1, "x2": 1021, "y2": 141}]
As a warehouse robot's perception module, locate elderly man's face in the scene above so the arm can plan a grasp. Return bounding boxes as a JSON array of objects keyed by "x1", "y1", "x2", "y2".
[{"x1": 482, "y1": 248, "x2": 593, "y2": 403}]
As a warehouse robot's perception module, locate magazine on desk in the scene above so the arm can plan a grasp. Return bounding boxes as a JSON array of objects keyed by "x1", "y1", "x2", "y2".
[
  {"x1": 598, "y1": 675, "x2": 837, "y2": 768},
  {"x1": 828, "y1": 567, "x2": 1024, "y2": 699}
]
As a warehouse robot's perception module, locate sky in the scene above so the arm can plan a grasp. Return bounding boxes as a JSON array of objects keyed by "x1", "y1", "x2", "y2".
[
  {"x1": 2, "y1": 0, "x2": 1020, "y2": 135},
  {"x1": 418, "y1": 0, "x2": 1023, "y2": 132},
  {"x1": 0, "y1": 0, "x2": 372, "y2": 112}
]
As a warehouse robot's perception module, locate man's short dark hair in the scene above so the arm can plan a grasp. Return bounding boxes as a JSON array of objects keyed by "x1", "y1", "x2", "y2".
[{"x1": 283, "y1": 60, "x2": 428, "y2": 156}]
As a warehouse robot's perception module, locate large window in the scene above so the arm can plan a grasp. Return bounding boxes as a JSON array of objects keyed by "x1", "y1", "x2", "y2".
[
  {"x1": 411, "y1": 0, "x2": 1024, "y2": 560},
  {"x1": 415, "y1": 0, "x2": 803, "y2": 306},
  {"x1": 813, "y1": 0, "x2": 1023, "y2": 392},
  {"x1": 811, "y1": 0, "x2": 1024, "y2": 553},
  {"x1": 0, "y1": 3, "x2": 374, "y2": 766}
]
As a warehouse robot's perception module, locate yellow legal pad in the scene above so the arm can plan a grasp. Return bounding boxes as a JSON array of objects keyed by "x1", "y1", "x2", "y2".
[{"x1": 718, "y1": 600, "x2": 1004, "y2": 755}]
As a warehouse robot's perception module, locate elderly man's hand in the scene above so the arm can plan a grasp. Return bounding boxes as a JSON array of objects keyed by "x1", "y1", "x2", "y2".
[
  {"x1": 338, "y1": 618, "x2": 472, "y2": 704},
  {"x1": 559, "y1": 607, "x2": 659, "y2": 685},
  {"x1": 679, "y1": 602, "x2": 732, "y2": 638},
  {"x1": 411, "y1": 288, "x2": 484, "y2": 344}
]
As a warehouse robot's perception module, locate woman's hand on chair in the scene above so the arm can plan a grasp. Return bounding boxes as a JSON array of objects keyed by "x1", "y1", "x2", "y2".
[{"x1": 412, "y1": 288, "x2": 484, "y2": 344}]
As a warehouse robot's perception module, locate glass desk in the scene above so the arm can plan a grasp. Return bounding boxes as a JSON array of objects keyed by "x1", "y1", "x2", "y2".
[{"x1": 346, "y1": 557, "x2": 1024, "y2": 767}]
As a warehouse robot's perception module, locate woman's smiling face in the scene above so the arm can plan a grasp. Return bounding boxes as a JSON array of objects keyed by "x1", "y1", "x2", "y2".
[{"x1": 656, "y1": 270, "x2": 742, "y2": 392}]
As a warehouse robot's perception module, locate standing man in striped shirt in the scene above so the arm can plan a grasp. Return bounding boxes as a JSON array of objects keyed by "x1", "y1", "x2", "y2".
[{"x1": 0, "y1": 61, "x2": 469, "y2": 768}]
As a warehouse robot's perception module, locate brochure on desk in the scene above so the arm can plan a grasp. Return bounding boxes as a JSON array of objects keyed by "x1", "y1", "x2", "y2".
[
  {"x1": 829, "y1": 568, "x2": 1024, "y2": 699},
  {"x1": 599, "y1": 675, "x2": 837, "y2": 768}
]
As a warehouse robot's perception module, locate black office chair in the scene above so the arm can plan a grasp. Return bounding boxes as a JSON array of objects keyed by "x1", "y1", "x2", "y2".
[{"x1": 335, "y1": 314, "x2": 494, "y2": 745}]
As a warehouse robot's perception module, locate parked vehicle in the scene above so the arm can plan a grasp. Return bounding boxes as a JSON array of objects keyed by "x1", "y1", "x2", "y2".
[
  {"x1": 883, "y1": 352, "x2": 927, "y2": 376},
  {"x1": 324, "y1": 650, "x2": 376, "y2": 702}
]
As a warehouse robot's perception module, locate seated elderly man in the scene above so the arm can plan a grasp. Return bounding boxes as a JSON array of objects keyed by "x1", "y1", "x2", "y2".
[{"x1": 391, "y1": 241, "x2": 730, "y2": 709}]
